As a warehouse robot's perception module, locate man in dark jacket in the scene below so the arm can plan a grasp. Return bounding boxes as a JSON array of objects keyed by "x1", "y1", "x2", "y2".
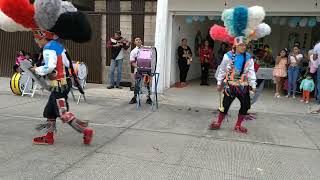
[{"x1": 107, "y1": 31, "x2": 130, "y2": 89}]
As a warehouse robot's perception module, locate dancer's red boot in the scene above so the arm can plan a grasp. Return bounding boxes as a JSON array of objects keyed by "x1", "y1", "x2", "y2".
[
  {"x1": 234, "y1": 114, "x2": 247, "y2": 133},
  {"x1": 33, "y1": 132, "x2": 54, "y2": 145},
  {"x1": 209, "y1": 112, "x2": 225, "y2": 130},
  {"x1": 83, "y1": 128, "x2": 93, "y2": 145}
]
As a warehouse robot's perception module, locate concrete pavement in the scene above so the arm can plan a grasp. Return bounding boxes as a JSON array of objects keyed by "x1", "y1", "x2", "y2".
[{"x1": 0, "y1": 77, "x2": 320, "y2": 180}]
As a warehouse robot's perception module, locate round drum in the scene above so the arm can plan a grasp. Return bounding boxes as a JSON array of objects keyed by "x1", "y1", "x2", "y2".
[
  {"x1": 10, "y1": 72, "x2": 33, "y2": 95},
  {"x1": 71, "y1": 61, "x2": 88, "y2": 89},
  {"x1": 73, "y1": 61, "x2": 88, "y2": 80}
]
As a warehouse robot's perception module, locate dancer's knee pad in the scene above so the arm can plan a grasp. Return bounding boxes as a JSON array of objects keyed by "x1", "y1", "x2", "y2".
[{"x1": 56, "y1": 98, "x2": 67, "y2": 116}]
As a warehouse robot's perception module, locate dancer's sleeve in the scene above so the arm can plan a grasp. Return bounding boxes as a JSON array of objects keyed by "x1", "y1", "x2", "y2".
[
  {"x1": 216, "y1": 54, "x2": 229, "y2": 86},
  {"x1": 35, "y1": 49, "x2": 57, "y2": 76},
  {"x1": 247, "y1": 58, "x2": 257, "y2": 89}
]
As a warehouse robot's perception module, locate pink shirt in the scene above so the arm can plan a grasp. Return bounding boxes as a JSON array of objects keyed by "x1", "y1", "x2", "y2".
[
  {"x1": 289, "y1": 54, "x2": 303, "y2": 66},
  {"x1": 15, "y1": 55, "x2": 25, "y2": 65},
  {"x1": 309, "y1": 54, "x2": 320, "y2": 73}
]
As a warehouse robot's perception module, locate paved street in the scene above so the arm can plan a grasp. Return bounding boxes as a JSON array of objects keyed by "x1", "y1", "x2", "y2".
[{"x1": 0, "y1": 77, "x2": 320, "y2": 180}]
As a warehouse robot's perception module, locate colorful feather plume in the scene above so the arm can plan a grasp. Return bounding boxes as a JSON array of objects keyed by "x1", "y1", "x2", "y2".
[
  {"x1": 0, "y1": 0, "x2": 92, "y2": 43},
  {"x1": 0, "y1": 0, "x2": 37, "y2": 30},
  {"x1": 222, "y1": 8, "x2": 235, "y2": 36},
  {"x1": 209, "y1": 24, "x2": 234, "y2": 44},
  {"x1": 233, "y1": 6, "x2": 248, "y2": 37},
  {"x1": 251, "y1": 23, "x2": 271, "y2": 40},
  {"x1": 245, "y1": 6, "x2": 265, "y2": 36},
  {"x1": 218, "y1": 5, "x2": 269, "y2": 44}
]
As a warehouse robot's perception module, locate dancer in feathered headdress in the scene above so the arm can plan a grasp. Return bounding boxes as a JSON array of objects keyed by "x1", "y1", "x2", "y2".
[
  {"x1": 0, "y1": 0, "x2": 94, "y2": 145},
  {"x1": 208, "y1": 5, "x2": 271, "y2": 133}
]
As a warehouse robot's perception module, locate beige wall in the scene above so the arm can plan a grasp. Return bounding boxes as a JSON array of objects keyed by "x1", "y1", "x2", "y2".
[
  {"x1": 168, "y1": 0, "x2": 320, "y2": 14},
  {"x1": 144, "y1": 1, "x2": 157, "y2": 46},
  {"x1": 95, "y1": 0, "x2": 106, "y2": 11},
  {"x1": 171, "y1": 16, "x2": 217, "y2": 84},
  {"x1": 170, "y1": 15, "x2": 316, "y2": 85},
  {"x1": 95, "y1": 0, "x2": 157, "y2": 84}
]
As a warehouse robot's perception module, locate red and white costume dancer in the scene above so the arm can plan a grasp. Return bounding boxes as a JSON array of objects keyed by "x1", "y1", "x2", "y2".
[
  {"x1": 209, "y1": 5, "x2": 271, "y2": 133},
  {"x1": 0, "y1": 0, "x2": 93, "y2": 144}
]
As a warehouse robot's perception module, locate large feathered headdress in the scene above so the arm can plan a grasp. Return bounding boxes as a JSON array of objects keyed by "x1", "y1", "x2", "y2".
[
  {"x1": 0, "y1": 0, "x2": 91, "y2": 43},
  {"x1": 210, "y1": 5, "x2": 271, "y2": 46}
]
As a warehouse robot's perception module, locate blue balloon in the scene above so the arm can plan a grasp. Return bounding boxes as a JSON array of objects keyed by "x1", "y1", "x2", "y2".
[
  {"x1": 199, "y1": 16, "x2": 206, "y2": 22},
  {"x1": 289, "y1": 17, "x2": 301, "y2": 27},
  {"x1": 186, "y1": 16, "x2": 193, "y2": 24},
  {"x1": 213, "y1": 16, "x2": 221, "y2": 21},
  {"x1": 308, "y1": 17, "x2": 317, "y2": 28},
  {"x1": 293, "y1": 17, "x2": 301, "y2": 24}
]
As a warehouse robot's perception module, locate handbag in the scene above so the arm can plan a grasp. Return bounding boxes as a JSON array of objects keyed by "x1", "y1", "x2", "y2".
[{"x1": 187, "y1": 57, "x2": 192, "y2": 65}]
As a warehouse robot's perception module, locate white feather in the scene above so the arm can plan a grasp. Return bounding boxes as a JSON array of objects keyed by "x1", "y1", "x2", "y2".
[
  {"x1": 253, "y1": 23, "x2": 271, "y2": 40},
  {"x1": 60, "y1": 1, "x2": 77, "y2": 14},
  {"x1": 245, "y1": 6, "x2": 265, "y2": 36},
  {"x1": 34, "y1": 0, "x2": 62, "y2": 30}
]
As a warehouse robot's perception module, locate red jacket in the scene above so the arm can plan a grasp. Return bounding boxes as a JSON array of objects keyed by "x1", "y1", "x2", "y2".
[
  {"x1": 254, "y1": 62, "x2": 260, "y2": 72},
  {"x1": 199, "y1": 47, "x2": 213, "y2": 64}
]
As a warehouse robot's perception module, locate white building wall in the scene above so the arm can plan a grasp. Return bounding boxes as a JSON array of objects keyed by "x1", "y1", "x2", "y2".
[
  {"x1": 154, "y1": 0, "x2": 320, "y2": 92},
  {"x1": 168, "y1": 0, "x2": 320, "y2": 14},
  {"x1": 171, "y1": 16, "x2": 217, "y2": 84}
]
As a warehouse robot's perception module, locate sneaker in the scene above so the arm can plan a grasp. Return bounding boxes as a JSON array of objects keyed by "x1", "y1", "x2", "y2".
[
  {"x1": 285, "y1": 95, "x2": 290, "y2": 98},
  {"x1": 306, "y1": 101, "x2": 309, "y2": 104},
  {"x1": 129, "y1": 97, "x2": 137, "y2": 104},
  {"x1": 107, "y1": 85, "x2": 114, "y2": 89},
  {"x1": 146, "y1": 98, "x2": 152, "y2": 105},
  {"x1": 130, "y1": 86, "x2": 135, "y2": 91},
  {"x1": 292, "y1": 96, "x2": 296, "y2": 99},
  {"x1": 33, "y1": 132, "x2": 54, "y2": 145},
  {"x1": 300, "y1": 99, "x2": 304, "y2": 102},
  {"x1": 116, "y1": 86, "x2": 122, "y2": 89}
]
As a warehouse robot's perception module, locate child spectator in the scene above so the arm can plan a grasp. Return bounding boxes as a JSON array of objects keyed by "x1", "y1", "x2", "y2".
[{"x1": 300, "y1": 74, "x2": 315, "y2": 104}]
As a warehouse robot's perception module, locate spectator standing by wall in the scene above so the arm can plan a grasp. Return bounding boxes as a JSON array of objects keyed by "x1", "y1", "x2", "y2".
[
  {"x1": 177, "y1": 38, "x2": 192, "y2": 87},
  {"x1": 286, "y1": 46, "x2": 303, "y2": 98},
  {"x1": 107, "y1": 31, "x2": 130, "y2": 89}
]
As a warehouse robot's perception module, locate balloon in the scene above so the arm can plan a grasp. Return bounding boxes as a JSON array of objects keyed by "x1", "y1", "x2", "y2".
[
  {"x1": 288, "y1": 17, "x2": 300, "y2": 28},
  {"x1": 193, "y1": 16, "x2": 199, "y2": 21},
  {"x1": 186, "y1": 16, "x2": 193, "y2": 24},
  {"x1": 299, "y1": 18, "x2": 308, "y2": 27},
  {"x1": 208, "y1": 16, "x2": 215, "y2": 20},
  {"x1": 316, "y1": 16, "x2": 320, "y2": 22},
  {"x1": 213, "y1": 16, "x2": 221, "y2": 21},
  {"x1": 199, "y1": 16, "x2": 206, "y2": 22},
  {"x1": 308, "y1": 17, "x2": 317, "y2": 28}
]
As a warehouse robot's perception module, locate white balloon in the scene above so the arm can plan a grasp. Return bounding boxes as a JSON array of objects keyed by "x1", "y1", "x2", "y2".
[
  {"x1": 316, "y1": 16, "x2": 320, "y2": 22},
  {"x1": 208, "y1": 16, "x2": 215, "y2": 20},
  {"x1": 193, "y1": 16, "x2": 199, "y2": 21},
  {"x1": 299, "y1": 18, "x2": 308, "y2": 27}
]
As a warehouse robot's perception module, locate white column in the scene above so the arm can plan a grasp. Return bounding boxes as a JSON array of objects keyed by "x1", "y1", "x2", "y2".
[{"x1": 154, "y1": 0, "x2": 169, "y2": 93}]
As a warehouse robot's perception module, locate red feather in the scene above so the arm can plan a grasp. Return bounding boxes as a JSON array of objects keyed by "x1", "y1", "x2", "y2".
[
  {"x1": 0, "y1": 0, "x2": 37, "y2": 29},
  {"x1": 209, "y1": 25, "x2": 234, "y2": 44}
]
